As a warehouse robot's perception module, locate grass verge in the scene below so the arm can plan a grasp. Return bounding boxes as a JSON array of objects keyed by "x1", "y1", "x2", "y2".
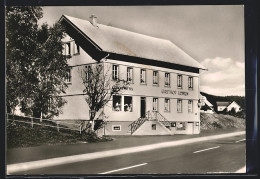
[{"x1": 7, "y1": 120, "x2": 113, "y2": 149}]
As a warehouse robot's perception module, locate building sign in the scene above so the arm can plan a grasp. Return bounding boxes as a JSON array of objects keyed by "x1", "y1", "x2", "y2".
[
  {"x1": 161, "y1": 89, "x2": 177, "y2": 95},
  {"x1": 178, "y1": 91, "x2": 188, "y2": 96},
  {"x1": 161, "y1": 89, "x2": 189, "y2": 96},
  {"x1": 121, "y1": 86, "x2": 133, "y2": 91}
]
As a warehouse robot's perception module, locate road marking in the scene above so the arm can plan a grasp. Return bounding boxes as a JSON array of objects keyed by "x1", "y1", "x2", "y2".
[
  {"x1": 99, "y1": 163, "x2": 148, "y2": 174},
  {"x1": 7, "y1": 131, "x2": 245, "y2": 174},
  {"x1": 193, "y1": 146, "x2": 220, "y2": 153},
  {"x1": 235, "y1": 139, "x2": 246, "y2": 143},
  {"x1": 235, "y1": 166, "x2": 246, "y2": 173}
]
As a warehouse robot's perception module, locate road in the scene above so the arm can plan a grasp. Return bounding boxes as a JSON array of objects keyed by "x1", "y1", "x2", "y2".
[{"x1": 9, "y1": 133, "x2": 245, "y2": 175}]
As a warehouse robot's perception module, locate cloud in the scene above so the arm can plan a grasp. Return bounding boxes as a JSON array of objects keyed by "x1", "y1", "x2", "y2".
[{"x1": 200, "y1": 57, "x2": 245, "y2": 96}]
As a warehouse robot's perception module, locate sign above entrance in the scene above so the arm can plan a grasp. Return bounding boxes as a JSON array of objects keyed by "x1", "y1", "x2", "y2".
[{"x1": 161, "y1": 89, "x2": 189, "y2": 96}]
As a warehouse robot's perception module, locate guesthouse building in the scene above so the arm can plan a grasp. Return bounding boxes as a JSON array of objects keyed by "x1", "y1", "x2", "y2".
[{"x1": 57, "y1": 14, "x2": 206, "y2": 135}]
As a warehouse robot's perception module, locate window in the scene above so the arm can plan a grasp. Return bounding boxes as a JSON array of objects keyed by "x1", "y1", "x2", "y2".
[
  {"x1": 112, "y1": 125, "x2": 121, "y2": 131},
  {"x1": 188, "y1": 100, "x2": 193, "y2": 113},
  {"x1": 64, "y1": 42, "x2": 71, "y2": 56},
  {"x1": 188, "y1": 77, "x2": 193, "y2": 90},
  {"x1": 85, "y1": 65, "x2": 92, "y2": 80},
  {"x1": 74, "y1": 42, "x2": 80, "y2": 55},
  {"x1": 140, "y1": 69, "x2": 146, "y2": 84},
  {"x1": 164, "y1": 98, "x2": 170, "y2": 112},
  {"x1": 177, "y1": 99, "x2": 182, "y2": 113},
  {"x1": 124, "y1": 96, "x2": 133, "y2": 112},
  {"x1": 165, "y1": 73, "x2": 170, "y2": 87},
  {"x1": 65, "y1": 68, "x2": 72, "y2": 83},
  {"x1": 112, "y1": 65, "x2": 119, "y2": 80},
  {"x1": 127, "y1": 67, "x2": 133, "y2": 83},
  {"x1": 177, "y1": 75, "x2": 182, "y2": 88},
  {"x1": 113, "y1": 95, "x2": 121, "y2": 111},
  {"x1": 153, "y1": 98, "x2": 158, "y2": 111},
  {"x1": 177, "y1": 122, "x2": 186, "y2": 130},
  {"x1": 153, "y1": 71, "x2": 159, "y2": 85},
  {"x1": 171, "y1": 122, "x2": 176, "y2": 127},
  {"x1": 152, "y1": 124, "x2": 156, "y2": 130}
]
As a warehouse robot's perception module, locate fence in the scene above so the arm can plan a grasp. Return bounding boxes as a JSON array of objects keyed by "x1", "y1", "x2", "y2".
[{"x1": 6, "y1": 113, "x2": 88, "y2": 134}]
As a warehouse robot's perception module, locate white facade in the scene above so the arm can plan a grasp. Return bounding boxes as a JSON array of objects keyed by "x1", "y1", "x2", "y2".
[{"x1": 57, "y1": 15, "x2": 206, "y2": 135}]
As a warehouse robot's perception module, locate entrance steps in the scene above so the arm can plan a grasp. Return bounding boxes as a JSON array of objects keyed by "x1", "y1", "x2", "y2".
[{"x1": 133, "y1": 120, "x2": 172, "y2": 135}]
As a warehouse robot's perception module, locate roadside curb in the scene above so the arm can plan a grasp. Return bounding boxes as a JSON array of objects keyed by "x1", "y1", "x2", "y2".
[{"x1": 7, "y1": 131, "x2": 245, "y2": 174}]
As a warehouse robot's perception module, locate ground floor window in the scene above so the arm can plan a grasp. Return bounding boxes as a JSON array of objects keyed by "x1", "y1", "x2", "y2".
[
  {"x1": 177, "y1": 99, "x2": 182, "y2": 113},
  {"x1": 177, "y1": 122, "x2": 186, "y2": 130},
  {"x1": 171, "y1": 122, "x2": 176, "y2": 127},
  {"x1": 152, "y1": 124, "x2": 156, "y2": 130},
  {"x1": 188, "y1": 100, "x2": 193, "y2": 113},
  {"x1": 153, "y1": 98, "x2": 158, "y2": 111},
  {"x1": 124, "y1": 96, "x2": 133, "y2": 112},
  {"x1": 112, "y1": 125, "x2": 121, "y2": 131},
  {"x1": 164, "y1": 98, "x2": 170, "y2": 112},
  {"x1": 113, "y1": 95, "x2": 121, "y2": 111}
]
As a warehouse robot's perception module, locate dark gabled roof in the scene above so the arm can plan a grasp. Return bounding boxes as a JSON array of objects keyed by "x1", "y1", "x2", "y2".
[
  {"x1": 216, "y1": 101, "x2": 230, "y2": 107},
  {"x1": 60, "y1": 15, "x2": 206, "y2": 70}
]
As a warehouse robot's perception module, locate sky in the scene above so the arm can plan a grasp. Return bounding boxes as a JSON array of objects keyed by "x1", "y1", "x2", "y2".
[{"x1": 40, "y1": 6, "x2": 245, "y2": 96}]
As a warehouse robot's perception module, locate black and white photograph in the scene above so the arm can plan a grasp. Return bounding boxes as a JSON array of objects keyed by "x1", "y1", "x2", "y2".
[{"x1": 5, "y1": 5, "x2": 247, "y2": 175}]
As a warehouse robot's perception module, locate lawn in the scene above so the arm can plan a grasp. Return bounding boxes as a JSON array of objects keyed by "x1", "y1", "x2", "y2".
[{"x1": 6, "y1": 120, "x2": 112, "y2": 149}]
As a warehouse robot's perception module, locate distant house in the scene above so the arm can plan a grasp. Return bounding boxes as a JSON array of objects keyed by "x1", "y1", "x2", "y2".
[
  {"x1": 216, "y1": 102, "x2": 230, "y2": 112},
  {"x1": 216, "y1": 101, "x2": 241, "y2": 113},
  {"x1": 200, "y1": 95, "x2": 214, "y2": 113},
  {"x1": 226, "y1": 101, "x2": 242, "y2": 113}
]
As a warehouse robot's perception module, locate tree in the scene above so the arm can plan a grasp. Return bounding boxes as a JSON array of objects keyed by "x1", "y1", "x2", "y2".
[
  {"x1": 6, "y1": 7, "x2": 68, "y2": 119},
  {"x1": 80, "y1": 63, "x2": 128, "y2": 131},
  {"x1": 6, "y1": 7, "x2": 43, "y2": 114}
]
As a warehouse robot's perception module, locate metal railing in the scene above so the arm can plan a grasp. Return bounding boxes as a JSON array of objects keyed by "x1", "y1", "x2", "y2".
[
  {"x1": 147, "y1": 111, "x2": 171, "y2": 131},
  {"x1": 6, "y1": 113, "x2": 86, "y2": 134},
  {"x1": 129, "y1": 117, "x2": 147, "y2": 135}
]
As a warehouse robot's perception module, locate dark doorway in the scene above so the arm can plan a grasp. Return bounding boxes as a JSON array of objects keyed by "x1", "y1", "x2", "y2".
[{"x1": 140, "y1": 97, "x2": 146, "y2": 118}]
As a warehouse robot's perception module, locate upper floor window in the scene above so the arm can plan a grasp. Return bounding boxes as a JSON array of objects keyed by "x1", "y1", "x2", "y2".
[
  {"x1": 65, "y1": 67, "x2": 72, "y2": 83},
  {"x1": 112, "y1": 65, "x2": 119, "y2": 80},
  {"x1": 165, "y1": 73, "x2": 170, "y2": 87},
  {"x1": 177, "y1": 99, "x2": 182, "y2": 113},
  {"x1": 74, "y1": 42, "x2": 80, "y2": 55},
  {"x1": 177, "y1": 75, "x2": 182, "y2": 88},
  {"x1": 188, "y1": 100, "x2": 193, "y2": 113},
  {"x1": 153, "y1": 98, "x2": 158, "y2": 111},
  {"x1": 63, "y1": 42, "x2": 71, "y2": 56},
  {"x1": 140, "y1": 69, "x2": 146, "y2": 84},
  {"x1": 164, "y1": 98, "x2": 170, "y2": 112},
  {"x1": 153, "y1": 71, "x2": 159, "y2": 85},
  {"x1": 188, "y1": 77, "x2": 193, "y2": 90},
  {"x1": 127, "y1": 67, "x2": 133, "y2": 83}
]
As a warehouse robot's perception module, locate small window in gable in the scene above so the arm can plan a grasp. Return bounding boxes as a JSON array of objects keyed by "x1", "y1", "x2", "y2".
[{"x1": 74, "y1": 42, "x2": 80, "y2": 55}]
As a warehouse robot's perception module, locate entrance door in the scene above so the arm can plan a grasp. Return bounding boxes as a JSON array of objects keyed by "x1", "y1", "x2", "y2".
[
  {"x1": 140, "y1": 97, "x2": 146, "y2": 118},
  {"x1": 186, "y1": 122, "x2": 194, "y2": 134}
]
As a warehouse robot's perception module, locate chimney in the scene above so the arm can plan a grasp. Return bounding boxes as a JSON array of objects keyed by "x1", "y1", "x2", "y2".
[{"x1": 89, "y1": 14, "x2": 98, "y2": 27}]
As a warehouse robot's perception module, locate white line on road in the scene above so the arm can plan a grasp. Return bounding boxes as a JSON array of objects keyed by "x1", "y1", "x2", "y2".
[
  {"x1": 99, "y1": 163, "x2": 148, "y2": 174},
  {"x1": 7, "y1": 131, "x2": 245, "y2": 174},
  {"x1": 193, "y1": 146, "x2": 220, "y2": 153},
  {"x1": 235, "y1": 166, "x2": 246, "y2": 173},
  {"x1": 235, "y1": 139, "x2": 246, "y2": 143}
]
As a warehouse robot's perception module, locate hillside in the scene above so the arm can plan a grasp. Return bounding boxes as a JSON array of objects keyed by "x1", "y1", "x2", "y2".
[
  {"x1": 200, "y1": 91, "x2": 245, "y2": 111},
  {"x1": 200, "y1": 113, "x2": 245, "y2": 130}
]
